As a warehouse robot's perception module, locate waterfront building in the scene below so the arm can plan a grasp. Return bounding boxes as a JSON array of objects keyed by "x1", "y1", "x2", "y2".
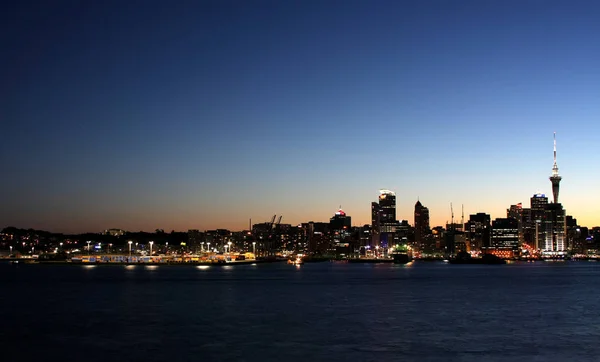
[
  {"x1": 371, "y1": 190, "x2": 399, "y2": 248},
  {"x1": 359, "y1": 225, "x2": 373, "y2": 253},
  {"x1": 379, "y1": 189, "x2": 397, "y2": 244},
  {"x1": 414, "y1": 200, "x2": 430, "y2": 247},
  {"x1": 488, "y1": 218, "x2": 519, "y2": 258},
  {"x1": 507, "y1": 203, "x2": 524, "y2": 245},
  {"x1": 566, "y1": 216, "x2": 585, "y2": 254},
  {"x1": 303, "y1": 222, "x2": 331, "y2": 255},
  {"x1": 543, "y1": 203, "x2": 566, "y2": 254},
  {"x1": 454, "y1": 231, "x2": 467, "y2": 253},
  {"x1": 330, "y1": 208, "x2": 352, "y2": 257},
  {"x1": 520, "y1": 207, "x2": 534, "y2": 247},
  {"x1": 465, "y1": 213, "x2": 491, "y2": 252},
  {"x1": 529, "y1": 193, "x2": 548, "y2": 249},
  {"x1": 431, "y1": 226, "x2": 445, "y2": 252},
  {"x1": 371, "y1": 202, "x2": 381, "y2": 247},
  {"x1": 395, "y1": 220, "x2": 412, "y2": 247}
]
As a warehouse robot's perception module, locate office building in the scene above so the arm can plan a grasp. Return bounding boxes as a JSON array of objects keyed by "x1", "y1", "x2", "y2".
[
  {"x1": 371, "y1": 190, "x2": 398, "y2": 248},
  {"x1": 465, "y1": 213, "x2": 491, "y2": 252},
  {"x1": 489, "y1": 218, "x2": 519, "y2": 258},
  {"x1": 414, "y1": 200, "x2": 430, "y2": 246}
]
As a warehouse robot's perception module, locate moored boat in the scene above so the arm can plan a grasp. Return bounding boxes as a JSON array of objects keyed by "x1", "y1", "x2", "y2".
[{"x1": 391, "y1": 244, "x2": 412, "y2": 264}]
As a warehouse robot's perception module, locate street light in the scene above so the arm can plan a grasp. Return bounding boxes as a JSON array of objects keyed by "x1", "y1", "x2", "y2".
[
  {"x1": 207, "y1": 242, "x2": 211, "y2": 252},
  {"x1": 227, "y1": 241, "x2": 232, "y2": 254},
  {"x1": 252, "y1": 241, "x2": 256, "y2": 257},
  {"x1": 375, "y1": 245, "x2": 380, "y2": 258},
  {"x1": 59, "y1": 242, "x2": 63, "y2": 250},
  {"x1": 87, "y1": 241, "x2": 91, "y2": 257},
  {"x1": 128, "y1": 240, "x2": 133, "y2": 260},
  {"x1": 201, "y1": 242, "x2": 204, "y2": 252},
  {"x1": 149, "y1": 241, "x2": 154, "y2": 255},
  {"x1": 9, "y1": 246, "x2": 12, "y2": 256}
]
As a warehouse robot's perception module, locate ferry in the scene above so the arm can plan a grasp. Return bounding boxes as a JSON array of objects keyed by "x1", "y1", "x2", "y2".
[{"x1": 391, "y1": 244, "x2": 412, "y2": 264}]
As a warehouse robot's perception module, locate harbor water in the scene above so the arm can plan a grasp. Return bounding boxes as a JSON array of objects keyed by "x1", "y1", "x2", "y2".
[{"x1": 1, "y1": 261, "x2": 599, "y2": 361}]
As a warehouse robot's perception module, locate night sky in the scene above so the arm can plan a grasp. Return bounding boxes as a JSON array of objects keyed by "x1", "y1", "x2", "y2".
[{"x1": 2, "y1": 0, "x2": 599, "y2": 233}]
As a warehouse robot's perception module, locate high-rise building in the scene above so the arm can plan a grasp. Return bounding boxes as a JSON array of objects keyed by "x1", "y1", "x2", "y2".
[
  {"x1": 528, "y1": 193, "x2": 548, "y2": 249},
  {"x1": 330, "y1": 208, "x2": 352, "y2": 256},
  {"x1": 520, "y1": 207, "x2": 533, "y2": 246},
  {"x1": 507, "y1": 203, "x2": 523, "y2": 220},
  {"x1": 371, "y1": 190, "x2": 398, "y2": 248},
  {"x1": 371, "y1": 202, "x2": 381, "y2": 247},
  {"x1": 330, "y1": 208, "x2": 351, "y2": 231},
  {"x1": 491, "y1": 218, "x2": 519, "y2": 249},
  {"x1": 465, "y1": 213, "x2": 491, "y2": 252},
  {"x1": 414, "y1": 200, "x2": 430, "y2": 246},
  {"x1": 530, "y1": 193, "x2": 548, "y2": 219},
  {"x1": 549, "y1": 132, "x2": 562, "y2": 204},
  {"x1": 507, "y1": 203, "x2": 524, "y2": 245},
  {"x1": 379, "y1": 190, "x2": 396, "y2": 228},
  {"x1": 543, "y1": 203, "x2": 566, "y2": 253},
  {"x1": 303, "y1": 222, "x2": 331, "y2": 255}
]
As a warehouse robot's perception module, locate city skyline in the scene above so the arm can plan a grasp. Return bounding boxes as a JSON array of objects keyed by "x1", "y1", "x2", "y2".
[{"x1": 2, "y1": 1, "x2": 600, "y2": 233}]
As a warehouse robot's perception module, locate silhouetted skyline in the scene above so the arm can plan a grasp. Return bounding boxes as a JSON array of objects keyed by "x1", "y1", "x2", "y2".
[{"x1": 2, "y1": 0, "x2": 600, "y2": 233}]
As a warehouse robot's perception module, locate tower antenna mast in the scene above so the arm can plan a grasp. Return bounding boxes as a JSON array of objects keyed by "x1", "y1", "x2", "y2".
[
  {"x1": 549, "y1": 132, "x2": 562, "y2": 203},
  {"x1": 450, "y1": 203, "x2": 454, "y2": 229}
]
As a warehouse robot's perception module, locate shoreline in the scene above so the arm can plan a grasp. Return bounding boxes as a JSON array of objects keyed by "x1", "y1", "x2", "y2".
[
  {"x1": 2, "y1": 259, "x2": 286, "y2": 266},
  {"x1": 2, "y1": 257, "x2": 596, "y2": 266}
]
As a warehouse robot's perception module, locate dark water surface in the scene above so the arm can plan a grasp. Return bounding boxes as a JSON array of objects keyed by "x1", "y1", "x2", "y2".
[{"x1": 2, "y1": 261, "x2": 600, "y2": 361}]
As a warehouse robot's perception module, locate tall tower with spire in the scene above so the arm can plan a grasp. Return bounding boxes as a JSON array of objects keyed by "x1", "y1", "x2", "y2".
[{"x1": 549, "y1": 132, "x2": 562, "y2": 203}]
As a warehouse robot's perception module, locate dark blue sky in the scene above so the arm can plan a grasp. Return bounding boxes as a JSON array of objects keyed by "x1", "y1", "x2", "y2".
[{"x1": 2, "y1": 0, "x2": 600, "y2": 232}]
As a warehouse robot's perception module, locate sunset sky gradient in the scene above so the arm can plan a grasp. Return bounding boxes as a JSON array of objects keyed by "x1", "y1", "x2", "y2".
[{"x1": 2, "y1": 0, "x2": 600, "y2": 233}]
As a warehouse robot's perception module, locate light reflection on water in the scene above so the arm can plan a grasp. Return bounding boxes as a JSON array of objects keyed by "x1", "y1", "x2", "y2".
[{"x1": 2, "y1": 262, "x2": 600, "y2": 362}]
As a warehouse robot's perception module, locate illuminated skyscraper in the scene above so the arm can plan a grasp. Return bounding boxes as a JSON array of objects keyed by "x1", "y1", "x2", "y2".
[
  {"x1": 371, "y1": 190, "x2": 397, "y2": 248},
  {"x1": 379, "y1": 190, "x2": 396, "y2": 227},
  {"x1": 507, "y1": 203, "x2": 524, "y2": 246},
  {"x1": 544, "y1": 203, "x2": 566, "y2": 253},
  {"x1": 491, "y1": 218, "x2": 519, "y2": 250},
  {"x1": 529, "y1": 193, "x2": 548, "y2": 249}
]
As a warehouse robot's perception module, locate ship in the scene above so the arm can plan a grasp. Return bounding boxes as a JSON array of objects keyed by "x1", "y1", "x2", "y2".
[{"x1": 391, "y1": 244, "x2": 412, "y2": 264}]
